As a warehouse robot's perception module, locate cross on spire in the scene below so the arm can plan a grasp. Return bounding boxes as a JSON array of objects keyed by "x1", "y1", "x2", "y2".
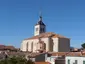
[{"x1": 39, "y1": 10, "x2": 42, "y2": 21}]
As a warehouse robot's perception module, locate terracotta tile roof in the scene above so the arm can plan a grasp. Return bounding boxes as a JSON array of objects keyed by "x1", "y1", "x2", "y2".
[
  {"x1": 24, "y1": 32, "x2": 69, "y2": 40},
  {"x1": 48, "y1": 52, "x2": 85, "y2": 56},
  {"x1": 66, "y1": 52, "x2": 82, "y2": 56},
  {"x1": 4, "y1": 46, "x2": 16, "y2": 50},
  {"x1": 0, "y1": 45, "x2": 5, "y2": 46},
  {"x1": 5, "y1": 52, "x2": 85, "y2": 57},
  {"x1": 7, "y1": 52, "x2": 25, "y2": 56},
  {"x1": 0, "y1": 45, "x2": 16, "y2": 50},
  {"x1": 27, "y1": 53, "x2": 40, "y2": 58},
  {"x1": 0, "y1": 45, "x2": 5, "y2": 50},
  {"x1": 27, "y1": 52, "x2": 68, "y2": 57},
  {"x1": 35, "y1": 62, "x2": 51, "y2": 64},
  {"x1": 81, "y1": 52, "x2": 85, "y2": 56},
  {"x1": 26, "y1": 52, "x2": 51, "y2": 58},
  {"x1": 27, "y1": 52, "x2": 46, "y2": 58},
  {"x1": 48, "y1": 52, "x2": 69, "y2": 56}
]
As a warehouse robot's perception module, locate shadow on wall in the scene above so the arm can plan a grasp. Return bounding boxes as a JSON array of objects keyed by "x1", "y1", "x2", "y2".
[{"x1": 49, "y1": 37, "x2": 54, "y2": 52}]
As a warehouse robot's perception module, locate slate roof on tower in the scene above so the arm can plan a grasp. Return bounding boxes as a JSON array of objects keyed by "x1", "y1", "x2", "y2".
[
  {"x1": 35, "y1": 16, "x2": 45, "y2": 26},
  {"x1": 24, "y1": 32, "x2": 70, "y2": 40}
]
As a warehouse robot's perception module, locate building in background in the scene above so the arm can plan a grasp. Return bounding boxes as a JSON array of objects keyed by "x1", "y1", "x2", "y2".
[
  {"x1": 21, "y1": 15, "x2": 70, "y2": 53},
  {"x1": 65, "y1": 56, "x2": 85, "y2": 64},
  {"x1": 65, "y1": 52, "x2": 85, "y2": 64},
  {"x1": 0, "y1": 45, "x2": 18, "y2": 52}
]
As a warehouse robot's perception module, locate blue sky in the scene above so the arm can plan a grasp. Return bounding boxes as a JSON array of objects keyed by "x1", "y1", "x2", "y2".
[{"x1": 0, "y1": 0, "x2": 85, "y2": 48}]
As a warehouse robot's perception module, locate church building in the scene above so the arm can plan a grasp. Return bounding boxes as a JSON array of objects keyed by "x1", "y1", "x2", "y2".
[{"x1": 21, "y1": 15, "x2": 70, "y2": 52}]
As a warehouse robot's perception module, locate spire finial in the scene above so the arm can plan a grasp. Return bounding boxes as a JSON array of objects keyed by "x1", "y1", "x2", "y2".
[{"x1": 39, "y1": 10, "x2": 42, "y2": 21}]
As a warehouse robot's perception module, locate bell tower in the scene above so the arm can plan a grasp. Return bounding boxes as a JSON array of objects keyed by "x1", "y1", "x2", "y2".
[{"x1": 34, "y1": 15, "x2": 46, "y2": 36}]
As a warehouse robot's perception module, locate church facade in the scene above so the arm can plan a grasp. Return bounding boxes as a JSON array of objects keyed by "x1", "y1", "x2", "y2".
[{"x1": 21, "y1": 15, "x2": 70, "y2": 52}]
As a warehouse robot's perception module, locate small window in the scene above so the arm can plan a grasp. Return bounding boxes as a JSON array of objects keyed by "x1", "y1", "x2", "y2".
[
  {"x1": 83, "y1": 61, "x2": 85, "y2": 64},
  {"x1": 68, "y1": 59, "x2": 70, "y2": 64},
  {"x1": 75, "y1": 60, "x2": 77, "y2": 64},
  {"x1": 40, "y1": 28, "x2": 44, "y2": 32},
  {"x1": 36, "y1": 28, "x2": 38, "y2": 31},
  {"x1": 43, "y1": 28, "x2": 45, "y2": 32}
]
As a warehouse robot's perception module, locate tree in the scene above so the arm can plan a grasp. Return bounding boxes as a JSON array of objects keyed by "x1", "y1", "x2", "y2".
[
  {"x1": 81, "y1": 43, "x2": 85, "y2": 49},
  {"x1": 0, "y1": 56, "x2": 34, "y2": 64}
]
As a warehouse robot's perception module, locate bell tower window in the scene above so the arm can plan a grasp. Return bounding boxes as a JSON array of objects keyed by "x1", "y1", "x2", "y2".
[
  {"x1": 42, "y1": 28, "x2": 45, "y2": 32},
  {"x1": 40, "y1": 27, "x2": 45, "y2": 33},
  {"x1": 36, "y1": 28, "x2": 38, "y2": 32}
]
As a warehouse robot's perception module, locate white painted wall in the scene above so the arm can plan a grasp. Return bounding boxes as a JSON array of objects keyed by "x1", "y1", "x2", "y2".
[
  {"x1": 21, "y1": 38, "x2": 50, "y2": 52},
  {"x1": 52, "y1": 38, "x2": 59, "y2": 52},
  {"x1": 34, "y1": 25, "x2": 40, "y2": 36},
  {"x1": 21, "y1": 37, "x2": 70, "y2": 52},
  {"x1": 66, "y1": 56, "x2": 85, "y2": 64},
  {"x1": 20, "y1": 40, "x2": 27, "y2": 51},
  {"x1": 21, "y1": 39, "x2": 38, "y2": 52}
]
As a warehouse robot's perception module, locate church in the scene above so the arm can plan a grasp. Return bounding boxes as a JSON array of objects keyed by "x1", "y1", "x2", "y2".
[{"x1": 21, "y1": 15, "x2": 70, "y2": 53}]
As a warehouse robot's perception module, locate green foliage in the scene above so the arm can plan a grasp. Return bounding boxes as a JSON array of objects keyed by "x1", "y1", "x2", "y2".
[
  {"x1": 81, "y1": 43, "x2": 85, "y2": 49},
  {"x1": 0, "y1": 56, "x2": 34, "y2": 64}
]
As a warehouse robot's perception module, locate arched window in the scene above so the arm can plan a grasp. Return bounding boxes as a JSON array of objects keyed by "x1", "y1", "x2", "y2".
[
  {"x1": 40, "y1": 28, "x2": 45, "y2": 33},
  {"x1": 36, "y1": 28, "x2": 38, "y2": 31}
]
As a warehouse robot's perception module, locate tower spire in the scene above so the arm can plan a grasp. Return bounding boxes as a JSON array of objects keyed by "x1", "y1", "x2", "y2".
[
  {"x1": 34, "y1": 10, "x2": 46, "y2": 36},
  {"x1": 39, "y1": 10, "x2": 42, "y2": 21},
  {"x1": 36, "y1": 10, "x2": 45, "y2": 26}
]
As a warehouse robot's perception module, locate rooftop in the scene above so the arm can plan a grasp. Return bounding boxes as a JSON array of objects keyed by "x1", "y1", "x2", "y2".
[
  {"x1": 24, "y1": 32, "x2": 69, "y2": 40},
  {"x1": 0, "y1": 45, "x2": 17, "y2": 50},
  {"x1": 35, "y1": 16, "x2": 45, "y2": 26}
]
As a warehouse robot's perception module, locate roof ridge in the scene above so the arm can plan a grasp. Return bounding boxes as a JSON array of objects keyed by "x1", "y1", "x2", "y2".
[{"x1": 24, "y1": 32, "x2": 69, "y2": 40}]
